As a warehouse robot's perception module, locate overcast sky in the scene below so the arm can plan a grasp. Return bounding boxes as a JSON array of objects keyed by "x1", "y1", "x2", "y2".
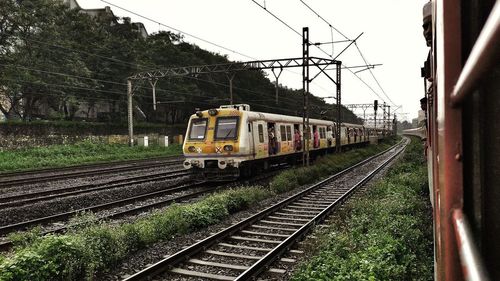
[{"x1": 77, "y1": 0, "x2": 429, "y2": 122}]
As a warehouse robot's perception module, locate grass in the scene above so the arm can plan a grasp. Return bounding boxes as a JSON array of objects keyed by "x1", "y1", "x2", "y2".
[
  {"x1": 0, "y1": 187, "x2": 271, "y2": 281},
  {"x1": 291, "y1": 137, "x2": 433, "y2": 281},
  {"x1": 0, "y1": 141, "x2": 182, "y2": 172},
  {"x1": 0, "y1": 138, "x2": 401, "y2": 280},
  {"x1": 269, "y1": 137, "x2": 400, "y2": 194}
]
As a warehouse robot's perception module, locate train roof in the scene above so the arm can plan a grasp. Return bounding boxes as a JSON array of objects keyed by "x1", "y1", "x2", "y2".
[{"x1": 192, "y1": 105, "x2": 365, "y2": 128}]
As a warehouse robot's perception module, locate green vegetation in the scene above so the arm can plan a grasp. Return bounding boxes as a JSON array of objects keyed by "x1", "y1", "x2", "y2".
[
  {"x1": 0, "y1": 140, "x2": 401, "y2": 280},
  {"x1": 291, "y1": 137, "x2": 433, "y2": 281},
  {"x1": 0, "y1": 0, "x2": 361, "y2": 124},
  {"x1": 0, "y1": 187, "x2": 271, "y2": 280},
  {"x1": 0, "y1": 141, "x2": 182, "y2": 172},
  {"x1": 270, "y1": 137, "x2": 399, "y2": 194}
]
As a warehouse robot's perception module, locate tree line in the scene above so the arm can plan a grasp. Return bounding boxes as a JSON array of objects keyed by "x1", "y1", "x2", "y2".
[{"x1": 0, "y1": 0, "x2": 362, "y2": 124}]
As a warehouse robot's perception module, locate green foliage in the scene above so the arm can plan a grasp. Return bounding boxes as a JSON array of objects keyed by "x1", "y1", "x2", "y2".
[
  {"x1": 291, "y1": 138, "x2": 433, "y2": 281},
  {"x1": 0, "y1": 140, "x2": 182, "y2": 172},
  {"x1": 0, "y1": 187, "x2": 270, "y2": 280},
  {"x1": 0, "y1": 0, "x2": 362, "y2": 124},
  {"x1": 269, "y1": 140, "x2": 397, "y2": 194}
]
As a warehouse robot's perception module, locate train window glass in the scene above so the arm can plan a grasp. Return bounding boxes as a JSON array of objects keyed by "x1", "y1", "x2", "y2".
[
  {"x1": 188, "y1": 118, "x2": 208, "y2": 140},
  {"x1": 214, "y1": 117, "x2": 239, "y2": 140},
  {"x1": 286, "y1": 126, "x2": 292, "y2": 141},
  {"x1": 258, "y1": 124, "x2": 264, "y2": 143},
  {"x1": 280, "y1": 125, "x2": 286, "y2": 141},
  {"x1": 320, "y1": 127, "x2": 326, "y2": 139}
]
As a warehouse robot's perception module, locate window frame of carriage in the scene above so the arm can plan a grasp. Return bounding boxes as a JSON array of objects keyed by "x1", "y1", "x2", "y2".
[
  {"x1": 214, "y1": 116, "x2": 240, "y2": 141},
  {"x1": 187, "y1": 117, "x2": 209, "y2": 141}
]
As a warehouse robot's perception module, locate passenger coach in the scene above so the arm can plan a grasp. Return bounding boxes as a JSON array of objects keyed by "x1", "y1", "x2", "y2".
[{"x1": 182, "y1": 104, "x2": 369, "y2": 180}]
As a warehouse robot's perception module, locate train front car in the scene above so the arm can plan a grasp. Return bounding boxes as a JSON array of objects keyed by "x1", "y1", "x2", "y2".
[{"x1": 182, "y1": 104, "x2": 251, "y2": 181}]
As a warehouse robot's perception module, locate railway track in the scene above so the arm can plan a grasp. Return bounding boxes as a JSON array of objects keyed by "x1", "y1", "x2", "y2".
[
  {"x1": 0, "y1": 156, "x2": 183, "y2": 187},
  {"x1": 0, "y1": 169, "x2": 190, "y2": 208},
  {"x1": 0, "y1": 168, "x2": 281, "y2": 252},
  {"x1": 122, "y1": 140, "x2": 407, "y2": 281}
]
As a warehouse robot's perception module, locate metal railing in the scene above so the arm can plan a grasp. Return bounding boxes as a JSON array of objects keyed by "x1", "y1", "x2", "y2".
[{"x1": 451, "y1": 1, "x2": 500, "y2": 106}]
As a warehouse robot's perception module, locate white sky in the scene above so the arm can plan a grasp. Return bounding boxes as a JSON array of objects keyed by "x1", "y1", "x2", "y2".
[{"x1": 77, "y1": 0, "x2": 430, "y2": 122}]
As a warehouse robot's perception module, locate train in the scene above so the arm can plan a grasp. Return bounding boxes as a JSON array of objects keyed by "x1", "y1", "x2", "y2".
[
  {"x1": 407, "y1": 0, "x2": 499, "y2": 280},
  {"x1": 182, "y1": 104, "x2": 390, "y2": 180}
]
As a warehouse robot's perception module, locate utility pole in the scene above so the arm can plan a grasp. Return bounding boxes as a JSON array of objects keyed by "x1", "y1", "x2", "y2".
[
  {"x1": 127, "y1": 79, "x2": 134, "y2": 147},
  {"x1": 335, "y1": 61, "x2": 341, "y2": 152},
  {"x1": 374, "y1": 99, "x2": 378, "y2": 135},
  {"x1": 302, "y1": 27, "x2": 310, "y2": 166},
  {"x1": 227, "y1": 73, "x2": 235, "y2": 104},
  {"x1": 383, "y1": 102, "x2": 387, "y2": 136},
  {"x1": 272, "y1": 67, "x2": 283, "y2": 105}
]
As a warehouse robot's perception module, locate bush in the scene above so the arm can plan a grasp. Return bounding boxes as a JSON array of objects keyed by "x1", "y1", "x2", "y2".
[
  {"x1": 269, "y1": 139, "x2": 399, "y2": 194},
  {"x1": 0, "y1": 187, "x2": 270, "y2": 280},
  {"x1": 291, "y1": 137, "x2": 433, "y2": 281}
]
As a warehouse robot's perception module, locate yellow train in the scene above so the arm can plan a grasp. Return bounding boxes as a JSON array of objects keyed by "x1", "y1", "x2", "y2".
[{"x1": 182, "y1": 104, "x2": 384, "y2": 180}]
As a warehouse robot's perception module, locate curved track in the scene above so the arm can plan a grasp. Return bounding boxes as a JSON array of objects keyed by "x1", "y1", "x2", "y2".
[{"x1": 122, "y1": 140, "x2": 407, "y2": 281}]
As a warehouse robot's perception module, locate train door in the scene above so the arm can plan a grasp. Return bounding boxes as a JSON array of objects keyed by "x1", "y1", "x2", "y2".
[
  {"x1": 267, "y1": 122, "x2": 277, "y2": 155},
  {"x1": 253, "y1": 122, "x2": 267, "y2": 158},
  {"x1": 286, "y1": 125, "x2": 292, "y2": 153},
  {"x1": 340, "y1": 125, "x2": 347, "y2": 145},
  {"x1": 293, "y1": 124, "x2": 301, "y2": 151},
  {"x1": 247, "y1": 122, "x2": 255, "y2": 157}
]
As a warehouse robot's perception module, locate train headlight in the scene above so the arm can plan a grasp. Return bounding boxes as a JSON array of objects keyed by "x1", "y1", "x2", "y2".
[
  {"x1": 208, "y1": 109, "x2": 218, "y2": 116},
  {"x1": 195, "y1": 111, "x2": 203, "y2": 118},
  {"x1": 223, "y1": 145, "x2": 233, "y2": 151},
  {"x1": 218, "y1": 160, "x2": 227, "y2": 169},
  {"x1": 188, "y1": 146, "x2": 196, "y2": 152},
  {"x1": 183, "y1": 161, "x2": 191, "y2": 169}
]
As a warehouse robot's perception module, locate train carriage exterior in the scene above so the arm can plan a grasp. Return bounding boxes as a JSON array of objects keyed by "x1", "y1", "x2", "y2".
[
  {"x1": 182, "y1": 104, "x2": 369, "y2": 180},
  {"x1": 406, "y1": 0, "x2": 500, "y2": 280}
]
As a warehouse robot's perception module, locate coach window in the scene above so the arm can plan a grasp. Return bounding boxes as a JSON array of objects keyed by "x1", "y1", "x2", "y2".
[
  {"x1": 188, "y1": 118, "x2": 208, "y2": 140},
  {"x1": 258, "y1": 124, "x2": 264, "y2": 143},
  {"x1": 214, "y1": 117, "x2": 239, "y2": 140},
  {"x1": 286, "y1": 126, "x2": 292, "y2": 141},
  {"x1": 280, "y1": 125, "x2": 287, "y2": 141}
]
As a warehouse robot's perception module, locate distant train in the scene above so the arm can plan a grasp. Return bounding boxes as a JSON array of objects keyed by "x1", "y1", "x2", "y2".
[{"x1": 182, "y1": 104, "x2": 389, "y2": 180}]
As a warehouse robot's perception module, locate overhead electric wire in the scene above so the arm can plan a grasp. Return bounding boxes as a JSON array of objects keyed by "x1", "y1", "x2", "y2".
[
  {"x1": 100, "y1": 0, "x2": 257, "y2": 61},
  {"x1": 354, "y1": 44, "x2": 395, "y2": 106},
  {"x1": 298, "y1": 0, "x2": 350, "y2": 41},
  {"x1": 297, "y1": 0, "x2": 396, "y2": 107}
]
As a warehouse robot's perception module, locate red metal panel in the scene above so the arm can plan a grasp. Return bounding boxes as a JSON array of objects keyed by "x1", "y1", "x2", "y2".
[{"x1": 436, "y1": 0, "x2": 464, "y2": 280}]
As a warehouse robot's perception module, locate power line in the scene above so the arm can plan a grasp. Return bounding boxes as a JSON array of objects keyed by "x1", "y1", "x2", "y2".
[
  {"x1": 354, "y1": 44, "x2": 395, "y2": 106},
  {"x1": 100, "y1": 0, "x2": 257, "y2": 61},
  {"x1": 298, "y1": 0, "x2": 350, "y2": 41},
  {"x1": 297, "y1": 0, "x2": 395, "y2": 106}
]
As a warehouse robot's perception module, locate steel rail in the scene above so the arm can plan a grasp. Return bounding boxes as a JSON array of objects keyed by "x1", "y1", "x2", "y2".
[
  {"x1": 0, "y1": 156, "x2": 180, "y2": 178},
  {"x1": 0, "y1": 170, "x2": 190, "y2": 208},
  {"x1": 0, "y1": 183, "x2": 216, "y2": 252},
  {"x1": 0, "y1": 170, "x2": 280, "y2": 252},
  {"x1": 122, "y1": 139, "x2": 406, "y2": 281},
  {"x1": 0, "y1": 159, "x2": 183, "y2": 188},
  {"x1": 0, "y1": 180, "x2": 207, "y2": 235},
  {"x1": 236, "y1": 140, "x2": 407, "y2": 280}
]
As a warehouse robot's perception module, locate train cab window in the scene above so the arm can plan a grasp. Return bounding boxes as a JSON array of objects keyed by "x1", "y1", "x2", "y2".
[
  {"x1": 214, "y1": 117, "x2": 239, "y2": 140},
  {"x1": 286, "y1": 126, "x2": 292, "y2": 141},
  {"x1": 280, "y1": 125, "x2": 287, "y2": 141},
  {"x1": 258, "y1": 124, "x2": 264, "y2": 143},
  {"x1": 188, "y1": 118, "x2": 208, "y2": 140}
]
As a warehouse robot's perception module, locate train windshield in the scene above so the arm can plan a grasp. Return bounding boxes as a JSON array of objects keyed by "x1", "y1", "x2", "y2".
[
  {"x1": 215, "y1": 117, "x2": 239, "y2": 140},
  {"x1": 188, "y1": 118, "x2": 208, "y2": 140}
]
